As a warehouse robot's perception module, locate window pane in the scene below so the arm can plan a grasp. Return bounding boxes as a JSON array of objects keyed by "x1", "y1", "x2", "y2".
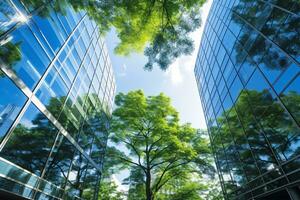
[
  {"x1": 43, "y1": 134, "x2": 76, "y2": 188},
  {"x1": 0, "y1": 74, "x2": 27, "y2": 142},
  {"x1": 1, "y1": 25, "x2": 50, "y2": 89},
  {"x1": 0, "y1": 103, "x2": 58, "y2": 176}
]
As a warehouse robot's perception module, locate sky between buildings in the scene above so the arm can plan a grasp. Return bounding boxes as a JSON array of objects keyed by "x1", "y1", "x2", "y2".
[
  {"x1": 104, "y1": 0, "x2": 213, "y2": 189},
  {"x1": 105, "y1": 0, "x2": 213, "y2": 130}
]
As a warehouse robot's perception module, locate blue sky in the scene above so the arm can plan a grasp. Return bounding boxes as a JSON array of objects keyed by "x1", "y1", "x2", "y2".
[
  {"x1": 105, "y1": 0, "x2": 213, "y2": 130},
  {"x1": 105, "y1": 0, "x2": 213, "y2": 189}
]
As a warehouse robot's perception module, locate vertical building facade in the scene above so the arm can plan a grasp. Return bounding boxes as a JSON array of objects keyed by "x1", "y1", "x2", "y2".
[
  {"x1": 0, "y1": 0, "x2": 116, "y2": 199},
  {"x1": 195, "y1": 0, "x2": 300, "y2": 199}
]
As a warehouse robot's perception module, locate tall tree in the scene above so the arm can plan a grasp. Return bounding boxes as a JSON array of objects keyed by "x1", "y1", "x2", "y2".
[{"x1": 110, "y1": 90, "x2": 214, "y2": 200}]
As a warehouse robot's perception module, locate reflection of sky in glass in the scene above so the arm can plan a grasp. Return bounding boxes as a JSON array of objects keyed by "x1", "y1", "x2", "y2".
[
  {"x1": 18, "y1": 103, "x2": 40, "y2": 128},
  {"x1": 195, "y1": 0, "x2": 300, "y2": 198},
  {"x1": 0, "y1": 76, "x2": 27, "y2": 139},
  {"x1": 0, "y1": 0, "x2": 28, "y2": 32}
]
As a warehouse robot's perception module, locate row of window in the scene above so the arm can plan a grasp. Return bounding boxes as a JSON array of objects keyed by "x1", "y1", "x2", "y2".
[
  {"x1": 195, "y1": 0, "x2": 300, "y2": 199},
  {"x1": 0, "y1": 1, "x2": 115, "y2": 199}
]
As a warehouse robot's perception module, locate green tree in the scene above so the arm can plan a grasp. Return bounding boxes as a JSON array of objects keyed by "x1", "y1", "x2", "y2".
[
  {"x1": 16, "y1": 0, "x2": 206, "y2": 70},
  {"x1": 110, "y1": 90, "x2": 214, "y2": 200},
  {"x1": 97, "y1": 180, "x2": 125, "y2": 200},
  {"x1": 125, "y1": 166, "x2": 147, "y2": 200}
]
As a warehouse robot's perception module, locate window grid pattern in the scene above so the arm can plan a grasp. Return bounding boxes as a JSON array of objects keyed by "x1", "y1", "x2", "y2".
[
  {"x1": 0, "y1": 1, "x2": 115, "y2": 199},
  {"x1": 195, "y1": 0, "x2": 300, "y2": 199}
]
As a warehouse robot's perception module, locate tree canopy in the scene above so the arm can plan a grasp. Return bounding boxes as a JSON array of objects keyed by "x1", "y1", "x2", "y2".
[
  {"x1": 1, "y1": 0, "x2": 206, "y2": 71},
  {"x1": 68, "y1": 0, "x2": 206, "y2": 70},
  {"x1": 108, "y1": 90, "x2": 215, "y2": 200}
]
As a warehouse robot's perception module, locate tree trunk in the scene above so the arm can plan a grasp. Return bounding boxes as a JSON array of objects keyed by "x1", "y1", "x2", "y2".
[{"x1": 146, "y1": 170, "x2": 152, "y2": 200}]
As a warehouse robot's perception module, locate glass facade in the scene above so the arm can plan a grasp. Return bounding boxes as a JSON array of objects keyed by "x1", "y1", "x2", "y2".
[
  {"x1": 194, "y1": 0, "x2": 300, "y2": 199},
  {"x1": 0, "y1": 1, "x2": 116, "y2": 199}
]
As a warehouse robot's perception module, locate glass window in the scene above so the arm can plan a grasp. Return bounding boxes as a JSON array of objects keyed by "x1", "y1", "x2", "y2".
[
  {"x1": 235, "y1": 91, "x2": 278, "y2": 173},
  {"x1": 0, "y1": 0, "x2": 19, "y2": 33},
  {"x1": 0, "y1": 160, "x2": 37, "y2": 199},
  {"x1": 258, "y1": 41, "x2": 292, "y2": 84},
  {"x1": 280, "y1": 74, "x2": 300, "y2": 124},
  {"x1": 223, "y1": 29, "x2": 236, "y2": 52},
  {"x1": 274, "y1": 63, "x2": 300, "y2": 94},
  {"x1": 246, "y1": 70, "x2": 300, "y2": 162},
  {"x1": 273, "y1": 13, "x2": 300, "y2": 63},
  {"x1": 228, "y1": 16, "x2": 243, "y2": 37},
  {"x1": 56, "y1": 12, "x2": 72, "y2": 35},
  {"x1": 0, "y1": 103, "x2": 58, "y2": 176},
  {"x1": 261, "y1": 7, "x2": 288, "y2": 41},
  {"x1": 0, "y1": 74, "x2": 27, "y2": 142},
  {"x1": 65, "y1": 151, "x2": 90, "y2": 198},
  {"x1": 229, "y1": 77, "x2": 243, "y2": 102},
  {"x1": 36, "y1": 67, "x2": 68, "y2": 111},
  {"x1": 33, "y1": 13, "x2": 66, "y2": 53},
  {"x1": 1, "y1": 25, "x2": 50, "y2": 89},
  {"x1": 28, "y1": 21, "x2": 55, "y2": 59},
  {"x1": 217, "y1": 45, "x2": 226, "y2": 65},
  {"x1": 238, "y1": 57, "x2": 256, "y2": 85},
  {"x1": 43, "y1": 134, "x2": 76, "y2": 188}
]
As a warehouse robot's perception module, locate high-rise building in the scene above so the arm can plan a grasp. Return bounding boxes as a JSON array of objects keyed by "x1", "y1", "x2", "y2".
[
  {"x1": 195, "y1": 0, "x2": 300, "y2": 199},
  {"x1": 0, "y1": 1, "x2": 116, "y2": 199}
]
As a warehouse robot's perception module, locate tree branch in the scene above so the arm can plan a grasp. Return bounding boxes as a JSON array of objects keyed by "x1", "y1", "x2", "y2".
[
  {"x1": 119, "y1": 138, "x2": 147, "y2": 173},
  {"x1": 117, "y1": 156, "x2": 145, "y2": 170},
  {"x1": 153, "y1": 159, "x2": 191, "y2": 193},
  {"x1": 149, "y1": 144, "x2": 171, "y2": 164}
]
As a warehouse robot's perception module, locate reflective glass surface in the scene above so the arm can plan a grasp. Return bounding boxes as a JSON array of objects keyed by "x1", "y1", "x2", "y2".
[
  {"x1": 195, "y1": 0, "x2": 300, "y2": 199},
  {"x1": 0, "y1": 103, "x2": 58, "y2": 175},
  {"x1": 0, "y1": 1, "x2": 115, "y2": 199},
  {"x1": 0, "y1": 72, "x2": 27, "y2": 141}
]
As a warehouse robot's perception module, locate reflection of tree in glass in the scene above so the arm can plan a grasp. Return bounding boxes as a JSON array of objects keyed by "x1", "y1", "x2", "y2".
[
  {"x1": 0, "y1": 39, "x2": 21, "y2": 77},
  {"x1": 232, "y1": 0, "x2": 300, "y2": 70},
  {"x1": 0, "y1": 109, "x2": 58, "y2": 175},
  {"x1": 213, "y1": 89, "x2": 300, "y2": 192},
  {"x1": 0, "y1": 92, "x2": 108, "y2": 198},
  {"x1": 63, "y1": 152, "x2": 99, "y2": 199},
  {"x1": 42, "y1": 94, "x2": 108, "y2": 198}
]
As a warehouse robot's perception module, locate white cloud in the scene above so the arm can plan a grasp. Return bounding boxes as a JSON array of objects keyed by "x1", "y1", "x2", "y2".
[
  {"x1": 165, "y1": 60, "x2": 183, "y2": 85},
  {"x1": 161, "y1": 0, "x2": 213, "y2": 130},
  {"x1": 118, "y1": 64, "x2": 127, "y2": 77},
  {"x1": 111, "y1": 174, "x2": 128, "y2": 192},
  {"x1": 165, "y1": 0, "x2": 213, "y2": 85}
]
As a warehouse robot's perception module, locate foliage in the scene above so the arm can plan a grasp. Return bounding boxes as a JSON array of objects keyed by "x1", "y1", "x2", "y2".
[
  {"x1": 17, "y1": 0, "x2": 206, "y2": 70},
  {"x1": 109, "y1": 90, "x2": 214, "y2": 200},
  {"x1": 97, "y1": 180, "x2": 126, "y2": 200},
  {"x1": 0, "y1": 39, "x2": 21, "y2": 77}
]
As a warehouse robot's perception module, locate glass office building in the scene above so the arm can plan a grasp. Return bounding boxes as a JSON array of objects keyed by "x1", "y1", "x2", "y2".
[
  {"x1": 195, "y1": 0, "x2": 300, "y2": 199},
  {"x1": 0, "y1": 0, "x2": 116, "y2": 199}
]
